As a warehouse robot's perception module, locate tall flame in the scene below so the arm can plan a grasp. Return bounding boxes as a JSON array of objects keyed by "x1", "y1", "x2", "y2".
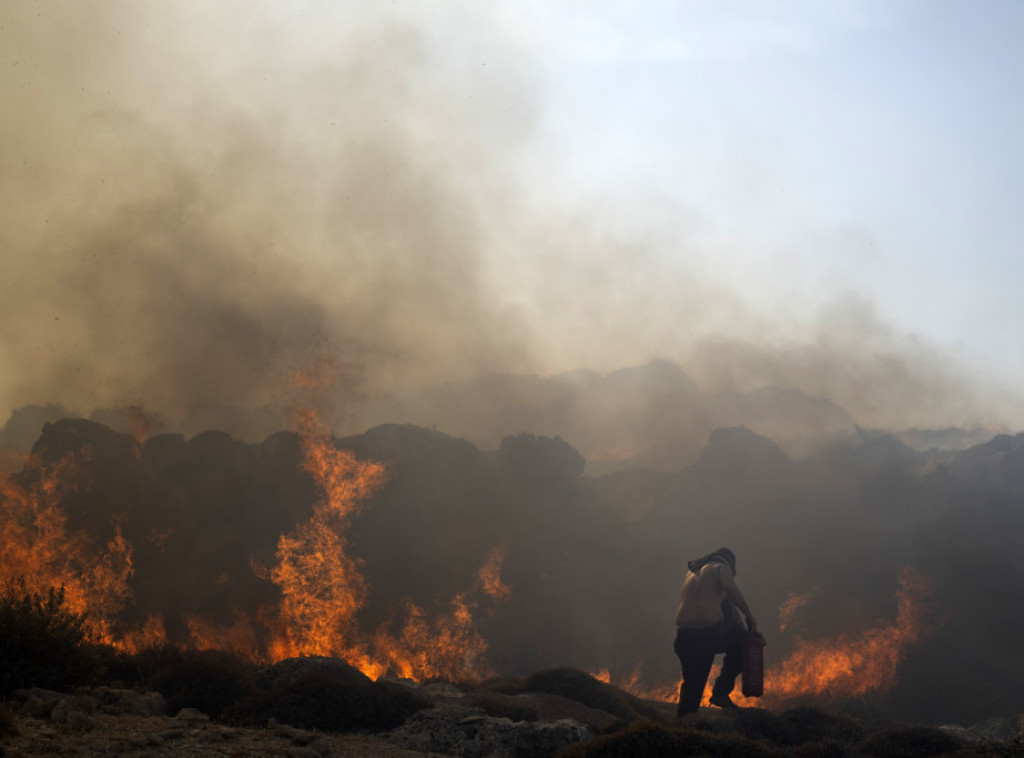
[
  {"x1": 0, "y1": 412, "x2": 501, "y2": 681},
  {"x1": 262, "y1": 408, "x2": 387, "y2": 670},
  {"x1": 261, "y1": 408, "x2": 494, "y2": 681},
  {"x1": 767, "y1": 567, "x2": 931, "y2": 699},
  {"x1": 0, "y1": 450, "x2": 136, "y2": 647}
]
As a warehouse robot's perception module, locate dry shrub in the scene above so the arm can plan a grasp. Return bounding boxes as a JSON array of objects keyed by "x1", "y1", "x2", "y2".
[
  {"x1": 472, "y1": 675, "x2": 528, "y2": 696},
  {"x1": 858, "y1": 724, "x2": 965, "y2": 758},
  {"x1": 941, "y1": 736, "x2": 1024, "y2": 757},
  {"x1": 0, "y1": 702, "x2": 18, "y2": 737},
  {"x1": 776, "y1": 707, "x2": 865, "y2": 746},
  {"x1": 144, "y1": 648, "x2": 256, "y2": 719},
  {"x1": 467, "y1": 691, "x2": 539, "y2": 722},
  {"x1": 0, "y1": 580, "x2": 103, "y2": 696},
  {"x1": 525, "y1": 668, "x2": 662, "y2": 724},
  {"x1": 557, "y1": 721, "x2": 783, "y2": 758},
  {"x1": 227, "y1": 665, "x2": 432, "y2": 733}
]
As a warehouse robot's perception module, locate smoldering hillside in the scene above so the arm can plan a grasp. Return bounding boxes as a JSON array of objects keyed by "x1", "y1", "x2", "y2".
[
  {"x1": 5, "y1": 1, "x2": 1024, "y2": 730},
  {"x1": 7, "y1": 378, "x2": 1024, "y2": 726}
]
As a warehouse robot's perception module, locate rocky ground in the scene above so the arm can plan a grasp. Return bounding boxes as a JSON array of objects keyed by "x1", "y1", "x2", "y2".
[
  {"x1": 1, "y1": 711, "x2": 431, "y2": 757},
  {"x1": 0, "y1": 677, "x2": 650, "y2": 758},
  {"x1": 3, "y1": 675, "x2": 1022, "y2": 758},
  {"x1": 0, "y1": 686, "x2": 432, "y2": 757}
]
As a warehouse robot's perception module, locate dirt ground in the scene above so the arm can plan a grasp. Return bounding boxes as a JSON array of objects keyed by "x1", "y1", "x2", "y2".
[{"x1": 0, "y1": 710, "x2": 446, "y2": 758}]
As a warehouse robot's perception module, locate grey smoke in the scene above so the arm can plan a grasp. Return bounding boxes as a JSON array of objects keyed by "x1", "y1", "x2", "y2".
[{"x1": 0, "y1": 1, "x2": 1017, "y2": 443}]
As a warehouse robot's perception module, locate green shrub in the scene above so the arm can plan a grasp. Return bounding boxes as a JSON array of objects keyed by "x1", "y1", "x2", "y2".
[
  {"x1": 0, "y1": 579, "x2": 103, "y2": 696},
  {"x1": 144, "y1": 648, "x2": 256, "y2": 719}
]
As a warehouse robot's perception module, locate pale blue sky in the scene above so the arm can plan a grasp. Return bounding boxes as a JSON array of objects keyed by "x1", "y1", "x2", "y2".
[{"x1": 512, "y1": 0, "x2": 1024, "y2": 384}]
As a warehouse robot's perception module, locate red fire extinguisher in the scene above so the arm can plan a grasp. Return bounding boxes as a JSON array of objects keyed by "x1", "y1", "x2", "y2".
[{"x1": 741, "y1": 633, "x2": 765, "y2": 697}]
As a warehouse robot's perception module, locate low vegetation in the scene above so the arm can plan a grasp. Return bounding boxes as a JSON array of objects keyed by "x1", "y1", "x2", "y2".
[
  {"x1": 0, "y1": 579, "x2": 104, "y2": 696},
  {"x1": 1, "y1": 603, "x2": 1020, "y2": 756}
]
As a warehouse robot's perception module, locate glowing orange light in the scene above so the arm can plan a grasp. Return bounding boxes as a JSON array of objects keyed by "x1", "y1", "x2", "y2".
[
  {"x1": 478, "y1": 546, "x2": 512, "y2": 602},
  {"x1": 0, "y1": 450, "x2": 139, "y2": 648}
]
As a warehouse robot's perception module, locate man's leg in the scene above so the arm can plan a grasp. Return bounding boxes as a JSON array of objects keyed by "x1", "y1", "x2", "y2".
[
  {"x1": 674, "y1": 627, "x2": 716, "y2": 716},
  {"x1": 710, "y1": 626, "x2": 744, "y2": 705}
]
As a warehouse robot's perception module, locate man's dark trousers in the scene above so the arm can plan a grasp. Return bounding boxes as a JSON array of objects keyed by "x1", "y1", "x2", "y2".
[{"x1": 673, "y1": 622, "x2": 744, "y2": 716}]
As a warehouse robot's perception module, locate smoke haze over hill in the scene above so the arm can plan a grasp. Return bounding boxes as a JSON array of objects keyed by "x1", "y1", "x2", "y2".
[{"x1": 2, "y1": 1, "x2": 1021, "y2": 439}]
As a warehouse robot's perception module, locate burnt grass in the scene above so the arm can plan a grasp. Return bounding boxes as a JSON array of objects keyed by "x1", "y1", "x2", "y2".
[{"x1": 17, "y1": 648, "x2": 1024, "y2": 756}]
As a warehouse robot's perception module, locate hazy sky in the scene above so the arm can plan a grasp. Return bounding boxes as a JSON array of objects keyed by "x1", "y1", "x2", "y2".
[
  {"x1": 517, "y1": 0, "x2": 1024, "y2": 375},
  {"x1": 2, "y1": 0, "x2": 1022, "y2": 431}
]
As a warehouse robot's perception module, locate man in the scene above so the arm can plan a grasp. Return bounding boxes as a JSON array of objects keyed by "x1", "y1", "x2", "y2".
[{"x1": 673, "y1": 547, "x2": 758, "y2": 716}]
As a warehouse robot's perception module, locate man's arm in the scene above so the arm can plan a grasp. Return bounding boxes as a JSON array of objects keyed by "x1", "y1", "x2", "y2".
[{"x1": 718, "y1": 566, "x2": 757, "y2": 632}]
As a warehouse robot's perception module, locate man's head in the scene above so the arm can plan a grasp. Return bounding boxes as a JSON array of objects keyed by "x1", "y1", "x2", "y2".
[{"x1": 710, "y1": 547, "x2": 736, "y2": 576}]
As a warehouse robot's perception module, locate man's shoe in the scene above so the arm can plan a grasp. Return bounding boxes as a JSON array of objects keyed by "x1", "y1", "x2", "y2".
[{"x1": 709, "y1": 694, "x2": 740, "y2": 709}]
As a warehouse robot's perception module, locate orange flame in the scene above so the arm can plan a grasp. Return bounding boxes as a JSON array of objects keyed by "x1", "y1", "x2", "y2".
[
  {"x1": 478, "y1": 546, "x2": 512, "y2": 602},
  {"x1": 779, "y1": 587, "x2": 820, "y2": 633},
  {"x1": 768, "y1": 567, "x2": 931, "y2": 700},
  {"x1": 613, "y1": 567, "x2": 932, "y2": 709},
  {"x1": 260, "y1": 410, "x2": 387, "y2": 670},
  {"x1": 0, "y1": 406, "x2": 502, "y2": 681},
  {"x1": 260, "y1": 409, "x2": 494, "y2": 681},
  {"x1": 0, "y1": 450, "x2": 137, "y2": 648},
  {"x1": 372, "y1": 592, "x2": 490, "y2": 681},
  {"x1": 121, "y1": 405, "x2": 158, "y2": 450},
  {"x1": 185, "y1": 609, "x2": 263, "y2": 660},
  {"x1": 117, "y1": 614, "x2": 168, "y2": 655}
]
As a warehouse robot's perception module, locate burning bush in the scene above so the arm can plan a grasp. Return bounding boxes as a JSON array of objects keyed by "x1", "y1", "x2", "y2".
[{"x1": 0, "y1": 579, "x2": 104, "y2": 695}]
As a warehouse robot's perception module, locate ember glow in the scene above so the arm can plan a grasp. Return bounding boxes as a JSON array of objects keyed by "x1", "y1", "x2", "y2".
[
  {"x1": 0, "y1": 413, "x2": 503, "y2": 683},
  {"x1": 478, "y1": 546, "x2": 512, "y2": 603},
  {"x1": 604, "y1": 568, "x2": 932, "y2": 709},
  {"x1": 0, "y1": 451, "x2": 135, "y2": 647},
  {"x1": 767, "y1": 567, "x2": 932, "y2": 700},
  {"x1": 266, "y1": 410, "x2": 492, "y2": 680},
  {"x1": 779, "y1": 587, "x2": 820, "y2": 633},
  {"x1": 371, "y1": 593, "x2": 490, "y2": 682}
]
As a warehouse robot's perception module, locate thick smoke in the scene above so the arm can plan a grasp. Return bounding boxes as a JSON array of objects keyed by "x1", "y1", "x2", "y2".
[
  {"x1": 0, "y1": 1, "x2": 541, "y2": 431},
  {"x1": 1, "y1": 1, "x2": 1018, "y2": 442}
]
